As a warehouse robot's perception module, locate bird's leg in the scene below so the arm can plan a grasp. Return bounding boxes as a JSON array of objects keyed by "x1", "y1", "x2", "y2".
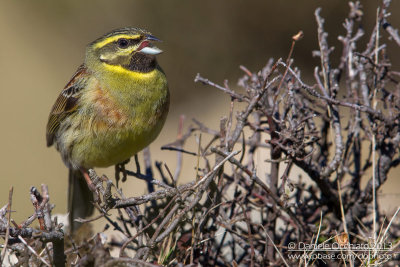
[
  {"x1": 81, "y1": 168, "x2": 96, "y2": 191},
  {"x1": 80, "y1": 168, "x2": 102, "y2": 204}
]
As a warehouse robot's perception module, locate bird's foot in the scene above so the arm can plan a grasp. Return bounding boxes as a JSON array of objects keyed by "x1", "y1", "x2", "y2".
[
  {"x1": 88, "y1": 169, "x2": 104, "y2": 205},
  {"x1": 80, "y1": 169, "x2": 102, "y2": 205}
]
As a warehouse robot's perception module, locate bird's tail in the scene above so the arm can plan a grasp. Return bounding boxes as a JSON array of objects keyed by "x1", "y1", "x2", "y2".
[{"x1": 68, "y1": 169, "x2": 94, "y2": 233}]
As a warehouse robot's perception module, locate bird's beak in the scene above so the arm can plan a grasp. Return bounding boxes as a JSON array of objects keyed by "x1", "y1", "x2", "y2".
[
  {"x1": 145, "y1": 34, "x2": 161, "y2": 42},
  {"x1": 137, "y1": 34, "x2": 163, "y2": 55}
]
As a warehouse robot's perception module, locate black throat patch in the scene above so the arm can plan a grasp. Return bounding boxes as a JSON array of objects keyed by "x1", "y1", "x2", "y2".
[{"x1": 124, "y1": 53, "x2": 157, "y2": 73}]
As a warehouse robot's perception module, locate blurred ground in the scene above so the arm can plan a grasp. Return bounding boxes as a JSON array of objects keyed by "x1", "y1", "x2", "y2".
[{"x1": 0, "y1": 0, "x2": 399, "y2": 223}]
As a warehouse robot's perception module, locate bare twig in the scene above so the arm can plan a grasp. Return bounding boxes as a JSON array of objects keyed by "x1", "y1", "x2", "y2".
[{"x1": 0, "y1": 187, "x2": 13, "y2": 266}]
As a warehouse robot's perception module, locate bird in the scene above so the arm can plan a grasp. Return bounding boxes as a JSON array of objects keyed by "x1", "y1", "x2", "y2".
[{"x1": 46, "y1": 27, "x2": 170, "y2": 232}]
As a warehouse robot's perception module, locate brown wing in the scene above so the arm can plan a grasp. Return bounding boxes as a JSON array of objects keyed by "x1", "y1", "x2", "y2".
[{"x1": 46, "y1": 64, "x2": 91, "y2": 147}]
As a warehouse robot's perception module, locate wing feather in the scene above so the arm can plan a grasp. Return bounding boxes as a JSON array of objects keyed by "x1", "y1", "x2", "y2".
[{"x1": 46, "y1": 64, "x2": 90, "y2": 147}]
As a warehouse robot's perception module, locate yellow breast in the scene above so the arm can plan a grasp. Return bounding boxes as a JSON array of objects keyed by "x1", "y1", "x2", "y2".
[{"x1": 59, "y1": 67, "x2": 169, "y2": 169}]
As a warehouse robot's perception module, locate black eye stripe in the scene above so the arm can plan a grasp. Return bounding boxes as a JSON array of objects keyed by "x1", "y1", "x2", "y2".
[
  {"x1": 129, "y1": 38, "x2": 141, "y2": 45},
  {"x1": 116, "y1": 37, "x2": 142, "y2": 48}
]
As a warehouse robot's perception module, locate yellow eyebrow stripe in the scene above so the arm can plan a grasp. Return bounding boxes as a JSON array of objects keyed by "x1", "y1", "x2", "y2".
[{"x1": 94, "y1": 34, "x2": 141, "y2": 49}]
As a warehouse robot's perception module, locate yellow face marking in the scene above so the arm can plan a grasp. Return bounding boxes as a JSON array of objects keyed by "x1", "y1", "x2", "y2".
[
  {"x1": 102, "y1": 63, "x2": 157, "y2": 79},
  {"x1": 94, "y1": 34, "x2": 141, "y2": 49}
]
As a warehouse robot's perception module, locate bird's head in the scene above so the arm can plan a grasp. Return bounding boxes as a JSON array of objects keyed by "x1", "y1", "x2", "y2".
[{"x1": 86, "y1": 27, "x2": 162, "y2": 73}]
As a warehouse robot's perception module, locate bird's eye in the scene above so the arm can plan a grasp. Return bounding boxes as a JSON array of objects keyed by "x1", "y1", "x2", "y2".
[{"x1": 117, "y1": 38, "x2": 129, "y2": 48}]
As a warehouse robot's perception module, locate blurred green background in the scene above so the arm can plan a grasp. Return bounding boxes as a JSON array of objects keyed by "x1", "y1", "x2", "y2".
[{"x1": 1, "y1": 0, "x2": 399, "y2": 222}]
